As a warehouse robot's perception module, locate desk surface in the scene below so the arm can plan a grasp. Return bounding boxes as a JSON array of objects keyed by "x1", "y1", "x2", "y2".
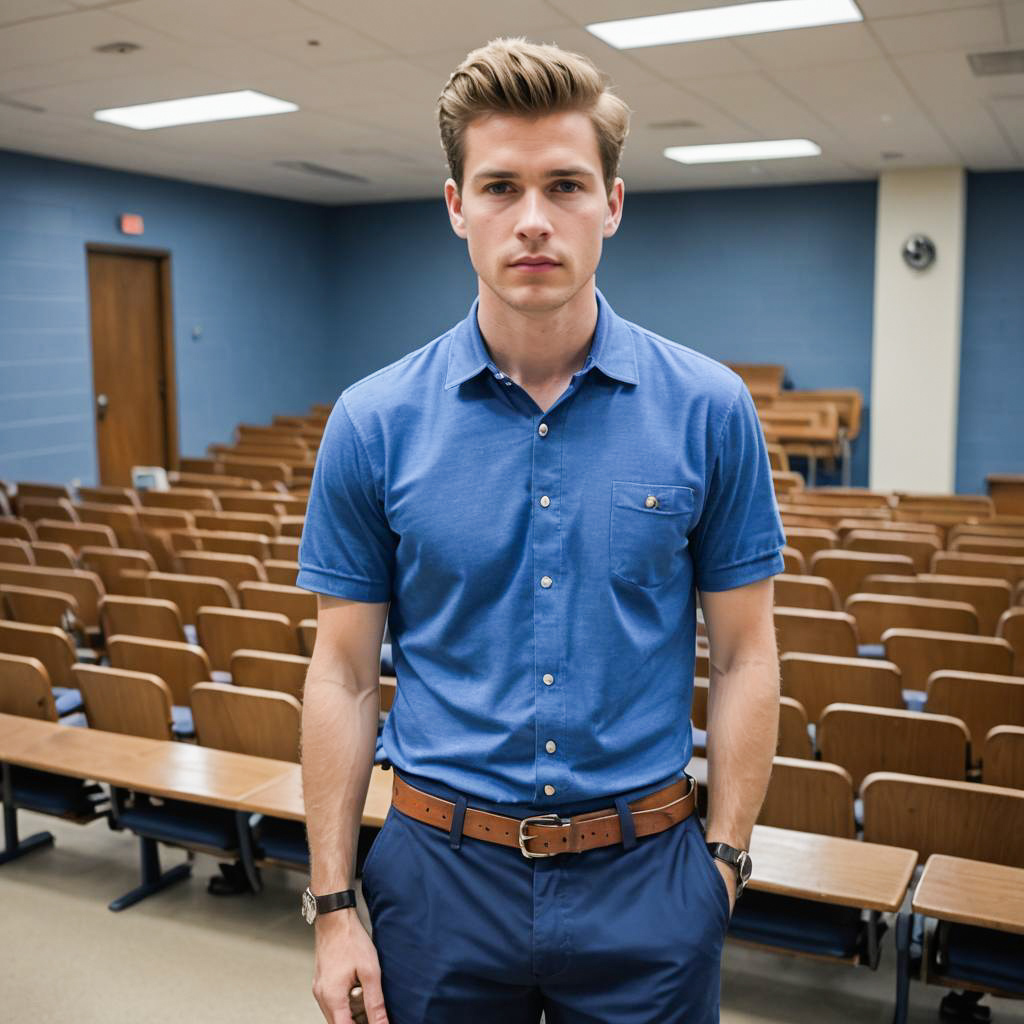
[
  {"x1": 749, "y1": 824, "x2": 917, "y2": 913},
  {"x1": 237, "y1": 764, "x2": 393, "y2": 828},
  {"x1": 913, "y1": 854, "x2": 1024, "y2": 936}
]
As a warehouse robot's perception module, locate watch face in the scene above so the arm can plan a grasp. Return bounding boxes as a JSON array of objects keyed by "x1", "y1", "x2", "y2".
[
  {"x1": 737, "y1": 851, "x2": 753, "y2": 884},
  {"x1": 301, "y1": 887, "x2": 317, "y2": 925}
]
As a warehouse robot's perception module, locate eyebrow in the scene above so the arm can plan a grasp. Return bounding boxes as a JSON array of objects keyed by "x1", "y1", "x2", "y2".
[{"x1": 471, "y1": 167, "x2": 596, "y2": 183}]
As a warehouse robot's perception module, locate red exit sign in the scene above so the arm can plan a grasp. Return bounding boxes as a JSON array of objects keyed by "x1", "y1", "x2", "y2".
[{"x1": 120, "y1": 213, "x2": 144, "y2": 235}]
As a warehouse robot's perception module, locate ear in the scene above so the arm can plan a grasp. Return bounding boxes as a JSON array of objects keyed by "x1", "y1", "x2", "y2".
[
  {"x1": 603, "y1": 177, "x2": 625, "y2": 239},
  {"x1": 444, "y1": 178, "x2": 468, "y2": 239}
]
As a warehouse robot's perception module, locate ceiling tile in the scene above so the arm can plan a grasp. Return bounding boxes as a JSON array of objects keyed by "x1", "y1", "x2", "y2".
[
  {"x1": 732, "y1": 22, "x2": 884, "y2": 68},
  {"x1": 870, "y1": 5, "x2": 1006, "y2": 56},
  {"x1": 629, "y1": 38, "x2": 759, "y2": 79},
  {"x1": 857, "y1": 0, "x2": 994, "y2": 15},
  {"x1": 0, "y1": 1, "x2": 74, "y2": 26}
]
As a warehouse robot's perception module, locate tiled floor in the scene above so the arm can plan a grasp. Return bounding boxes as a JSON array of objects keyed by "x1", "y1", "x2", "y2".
[{"x1": 1, "y1": 811, "x2": 1022, "y2": 1023}]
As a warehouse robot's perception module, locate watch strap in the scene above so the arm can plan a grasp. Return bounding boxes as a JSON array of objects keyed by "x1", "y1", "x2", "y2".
[{"x1": 315, "y1": 888, "x2": 357, "y2": 914}]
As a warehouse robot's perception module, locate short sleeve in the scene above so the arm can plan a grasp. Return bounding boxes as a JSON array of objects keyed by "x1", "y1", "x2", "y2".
[
  {"x1": 690, "y1": 384, "x2": 786, "y2": 592},
  {"x1": 296, "y1": 397, "x2": 395, "y2": 602}
]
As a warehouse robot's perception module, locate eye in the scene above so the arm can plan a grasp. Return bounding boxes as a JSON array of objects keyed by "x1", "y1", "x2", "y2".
[
  {"x1": 553, "y1": 180, "x2": 582, "y2": 193},
  {"x1": 485, "y1": 182, "x2": 514, "y2": 195}
]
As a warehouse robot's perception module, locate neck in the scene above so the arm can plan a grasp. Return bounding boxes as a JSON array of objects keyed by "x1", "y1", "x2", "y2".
[{"x1": 476, "y1": 279, "x2": 598, "y2": 388}]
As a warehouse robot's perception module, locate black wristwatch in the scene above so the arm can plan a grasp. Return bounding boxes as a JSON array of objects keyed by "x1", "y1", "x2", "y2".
[
  {"x1": 301, "y1": 886, "x2": 357, "y2": 924},
  {"x1": 706, "y1": 842, "x2": 753, "y2": 899}
]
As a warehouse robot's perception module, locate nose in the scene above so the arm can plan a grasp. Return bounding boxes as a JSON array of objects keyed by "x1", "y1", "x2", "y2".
[{"x1": 514, "y1": 189, "x2": 553, "y2": 242}]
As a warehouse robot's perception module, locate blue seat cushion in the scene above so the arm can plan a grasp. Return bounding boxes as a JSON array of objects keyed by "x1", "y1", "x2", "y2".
[
  {"x1": 943, "y1": 923, "x2": 1024, "y2": 994},
  {"x1": 117, "y1": 794, "x2": 238, "y2": 851},
  {"x1": 728, "y1": 890, "x2": 863, "y2": 959},
  {"x1": 857, "y1": 643, "x2": 886, "y2": 660},
  {"x1": 53, "y1": 687, "x2": 83, "y2": 716},
  {"x1": 171, "y1": 705, "x2": 194, "y2": 739},
  {"x1": 8, "y1": 766, "x2": 100, "y2": 818},
  {"x1": 255, "y1": 816, "x2": 309, "y2": 866}
]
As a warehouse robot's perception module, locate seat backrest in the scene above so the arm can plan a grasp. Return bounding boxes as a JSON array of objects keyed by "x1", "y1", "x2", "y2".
[
  {"x1": 1, "y1": 584, "x2": 79, "y2": 630},
  {"x1": 773, "y1": 574, "x2": 838, "y2": 611},
  {"x1": 177, "y1": 551, "x2": 266, "y2": 591},
  {"x1": 997, "y1": 607, "x2": 1024, "y2": 673},
  {"x1": 183, "y1": 529, "x2": 271, "y2": 560},
  {"x1": 73, "y1": 501, "x2": 142, "y2": 548},
  {"x1": 926, "y1": 671, "x2": 1024, "y2": 764},
  {"x1": 139, "y1": 488, "x2": 220, "y2": 512},
  {"x1": 76, "y1": 486, "x2": 140, "y2": 508},
  {"x1": 842, "y1": 530, "x2": 940, "y2": 572},
  {"x1": 0, "y1": 620, "x2": 76, "y2": 686},
  {"x1": 265, "y1": 559, "x2": 300, "y2": 586},
  {"x1": 191, "y1": 682, "x2": 301, "y2": 761},
  {"x1": 0, "y1": 517, "x2": 36, "y2": 542},
  {"x1": 777, "y1": 696, "x2": 812, "y2": 758},
  {"x1": 0, "y1": 653, "x2": 57, "y2": 720},
  {"x1": 953, "y1": 537, "x2": 1024, "y2": 558},
  {"x1": 818, "y1": 703, "x2": 969, "y2": 790},
  {"x1": 106, "y1": 634, "x2": 212, "y2": 707},
  {"x1": 862, "y1": 771, "x2": 1024, "y2": 867},
  {"x1": 147, "y1": 571, "x2": 236, "y2": 624},
  {"x1": 193, "y1": 511, "x2": 280, "y2": 537},
  {"x1": 759, "y1": 757, "x2": 855, "y2": 838},
  {"x1": 196, "y1": 606, "x2": 298, "y2": 672},
  {"x1": 0, "y1": 538, "x2": 34, "y2": 565},
  {"x1": 15, "y1": 482, "x2": 71, "y2": 501},
  {"x1": 984, "y1": 726, "x2": 1024, "y2": 789},
  {"x1": 238, "y1": 581, "x2": 317, "y2": 626},
  {"x1": 229, "y1": 649, "x2": 310, "y2": 700},
  {"x1": 100, "y1": 595, "x2": 185, "y2": 644},
  {"x1": 72, "y1": 663, "x2": 173, "y2": 740},
  {"x1": 298, "y1": 617, "x2": 317, "y2": 657},
  {"x1": 35, "y1": 518, "x2": 117, "y2": 553},
  {"x1": 781, "y1": 528, "x2": 837, "y2": 564},
  {"x1": 882, "y1": 628, "x2": 1014, "y2": 693},
  {"x1": 781, "y1": 547, "x2": 806, "y2": 575},
  {"x1": 859, "y1": 573, "x2": 1011, "y2": 635},
  {"x1": 809, "y1": 550, "x2": 915, "y2": 603},
  {"x1": 78, "y1": 546, "x2": 156, "y2": 596},
  {"x1": 690, "y1": 678, "x2": 708, "y2": 732},
  {"x1": 0, "y1": 564, "x2": 103, "y2": 628},
  {"x1": 30, "y1": 541, "x2": 76, "y2": 569},
  {"x1": 380, "y1": 676, "x2": 396, "y2": 713},
  {"x1": 845, "y1": 594, "x2": 978, "y2": 645},
  {"x1": 932, "y1": 551, "x2": 1024, "y2": 589},
  {"x1": 780, "y1": 653, "x2": 903, "y2": 724},
  {"x1": 774, "y1": 607, "x2": 858, "y2": 657},
  {"x1": 18, "y1": 497, "x2": 77, "y2": 523}
]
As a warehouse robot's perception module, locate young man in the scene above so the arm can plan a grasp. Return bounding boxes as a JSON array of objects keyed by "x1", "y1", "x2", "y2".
[{"x1": 298, "y1": 37, "x2": 784, "y2": 1024}]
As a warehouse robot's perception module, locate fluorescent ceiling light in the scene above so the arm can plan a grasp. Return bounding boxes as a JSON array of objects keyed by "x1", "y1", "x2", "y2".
[
  {"x1": 665, "y1": 139, "x2": 822, "y2": 164},
  {"x1": 94, "y1": 89, "x2": 298, "y2": 130},
  {"x1": 588, "y1": 0, "x2": 862, "y2": 49}
]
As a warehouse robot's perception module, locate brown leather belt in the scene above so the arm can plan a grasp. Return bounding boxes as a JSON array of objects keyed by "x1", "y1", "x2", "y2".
[{"x1": 391, "y1": 774, "x2": 696, "y2": 859}]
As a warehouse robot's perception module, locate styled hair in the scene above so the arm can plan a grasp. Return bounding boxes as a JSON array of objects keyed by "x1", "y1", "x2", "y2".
[{"x1": 437, "y1": 37, "x2": 631, "y2": 195}]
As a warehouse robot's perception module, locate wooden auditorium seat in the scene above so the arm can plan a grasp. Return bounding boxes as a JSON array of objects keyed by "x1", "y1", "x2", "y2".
[
  {"x1": 844, "y1": 595, "x2": 978, "y2": 645},
  {"x1": 0, "y1": 653, "x2": 57, "y2": 720},
  {"x1": 172, "y1": 529, "x2": 271, "y2": 561},
  {"x1": 882, "y1": 628, "x2": 1014, "y2": 694},
  {"x1": 773, "y1": 574, "x2": 838, "y2": 611},
  {"x1": 99, "y1": 595, "x2": 186, "y2": 644},
  {"x1": 191, "y1": 682, "x2": 301, "y2": 763},
  {"x1": 780, "y1": 653, "x2": 904, "y2": 725},
  {"x1": 774, "y1": 607, "x2": 859, "y2": 658},
  {"x1": 74, "y1": 502, "x2": 142, "y2": 548},
  {"x1": 0, "y1": 620, "x2": 78, "y2": 690},
  {"x1": 810, "y1": 550, "x2": 915, "y2": 604},
  {"x1": 842, "y1": 530, "x2": 940, "y2": 572},
  {"x1": 147, "y1": 571, "x2": 236, "y2": 625},
  {"x1": 0, "y1": 564, "x2": 104, "y2": 631},
  {"x1": 229, "y1": 650, "x2": 310, "y2": 701},
  {"x1": 859, "y1": 573, "x2": 1011, "y2": 635},
  {"x1": 76, "y1": 485, "x2": 140, "y2": 507},
  {"x1": 984, "y1": 726, "x2": 1024, "y2": 789},
  {"x1": 195, "y1": 606, "x2": 299, "y2": 672},
  {"x1": 78, "y1": 547, "x2": 156, "y2": 596},
  {"x1": 781, "y1": 527, "x2": 836, "y2": 564},
  {"x1": 17, "y1": 497, "x2": 77, "y2": 523},
  {"x1": 139, "y1": 488, "x2": 221, "y2": 513},
  {"x1": 0, "y1": 538, "x2": 34, "y2": 565},
  {"x1": 758, "y1": 757, "x2": 856, "y2": 838},
  {"x1": 30, "y1": 541, "x2": 77, "y2": 568},
  {"x1": 1, "y1": 585, "x2": 81, "y2": 632},
  {"x1": 817, "y1": 705, "x2": 969, "y2": 789},
  {"x1": 72, "y1": 664, "x2": 174, "y2": 741},
  {"x1": 778, "y1": 697, "x2": 813, "y2": 758},
  {"x1": 264, "y1": 559, "x2": 300, "y2": 586},
  {"x1": 931, "y1": 551, "x2": 1024, "y2": 590},
  {"x1": 177, "y1": 551, "x2": 266, "y2": 591},
  {"x1": 996, "y1": 607, "x2": 1024, "y2": 673},
  {"x1": 780, "y1": 546, "x2": 806, "y2": 575},
  {"x1": 106, "y1": 635, "x2": 212, "y2": 711},
  {"x1": 0, "y1": 518, "x2": 36, "y2": 542},
  {"x1": 34, "y1": 519, "x2": 117, "y2": 553},
  {"x1": 237, "y1": 581, "x2": 317, "y2": 626}
]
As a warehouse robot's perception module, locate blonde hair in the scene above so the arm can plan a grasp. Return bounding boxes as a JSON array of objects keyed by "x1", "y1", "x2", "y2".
[{"x1": 438, "y1": 37, "x2": 631, "y2": 196}]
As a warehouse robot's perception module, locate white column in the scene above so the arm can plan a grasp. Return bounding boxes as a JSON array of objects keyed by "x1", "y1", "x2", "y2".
[{"x1": 869, "y1": 167, "x2": 966, "y2": 494}]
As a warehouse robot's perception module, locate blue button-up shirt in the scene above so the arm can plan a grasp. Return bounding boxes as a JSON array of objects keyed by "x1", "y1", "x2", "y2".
[{"x1": 297, "y1": 289, "x2": 785, "y2": 806}]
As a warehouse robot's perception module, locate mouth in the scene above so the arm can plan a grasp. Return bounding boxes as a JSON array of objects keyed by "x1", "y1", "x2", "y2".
[{"x1": 510, "y1": 258, "x2": 561, "y2": 272}]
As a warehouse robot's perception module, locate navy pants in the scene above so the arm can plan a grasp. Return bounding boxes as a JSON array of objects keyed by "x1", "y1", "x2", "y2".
[{"x1": 361, "y1": 771, "x2": 731, "y2": 1023}]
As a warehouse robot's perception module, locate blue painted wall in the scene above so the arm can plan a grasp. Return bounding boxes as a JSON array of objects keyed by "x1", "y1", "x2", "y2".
[
  {"x1": 0, "y1": 148, "x2": 334, "y2": 486},
  {"x1": 328, "y1": 182, "x2": 878, "y2": 485},
  {"x1": 956, "y1": 171, "x2": 1024, "y2": 495}
]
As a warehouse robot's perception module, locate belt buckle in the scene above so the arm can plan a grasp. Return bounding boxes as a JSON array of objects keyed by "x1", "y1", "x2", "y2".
[{"x1": 518, "y1": 813, "x2": 569, "y2": 859}]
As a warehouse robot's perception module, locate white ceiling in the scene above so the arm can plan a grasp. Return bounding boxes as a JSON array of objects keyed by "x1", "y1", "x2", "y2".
[{"x1": 0, "y1": 0, "x2": 1022, "y2": 205}]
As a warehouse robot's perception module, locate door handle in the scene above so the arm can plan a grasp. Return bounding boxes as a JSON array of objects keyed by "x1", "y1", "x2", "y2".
[{"x1": 96, "y1": 393, "x2": 109, "y2": 421}]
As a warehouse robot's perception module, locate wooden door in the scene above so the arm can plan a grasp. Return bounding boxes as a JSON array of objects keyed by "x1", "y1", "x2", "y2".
[{"x1": 87, "y1": 249, "x2": 177, "y2": 486}]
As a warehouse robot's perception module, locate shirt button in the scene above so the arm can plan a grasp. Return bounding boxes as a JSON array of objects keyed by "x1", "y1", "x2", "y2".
[
  {"x1": 538, "y1": 423, "x2": 548, "y2": 437},
  {"x1": 543, "y1": 673, "x2": 554, "y2": 685},
  {"x1": 544, "y1": 784, "x2": 556, "y2": 797},
  {"x1": 545, "y1": 740, "x2": 557, "y2": 754},
  {"x1": 540, "y1": 576, "x2": 553, "y2": 589},
  {"x1": 645, "y1": 495, "x2": 659, "y2": 509},
  {"x1": 539, "y1": 495, "x2": 550, "y2": 508}
]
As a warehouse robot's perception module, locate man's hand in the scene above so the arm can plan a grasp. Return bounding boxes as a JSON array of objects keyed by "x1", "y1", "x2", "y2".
[
  {"x1": 712, "y1": 858, "x2": 737, "y2": 917},
  {"x1": 312, "y1": 911, "x2": 389, "y2": 1024}
]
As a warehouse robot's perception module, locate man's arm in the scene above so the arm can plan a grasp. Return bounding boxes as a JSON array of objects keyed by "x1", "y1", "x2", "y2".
[
  {"x1": 302, "y1": 594, "x2": 390, "y2": 1024},
  {"x1": 699, "y1": 576, "x2": 780, "y2": 910}
]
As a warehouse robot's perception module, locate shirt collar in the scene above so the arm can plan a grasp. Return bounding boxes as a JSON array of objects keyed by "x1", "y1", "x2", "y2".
[{"x1": 443, "y1": 287, "x2": 639, "y2": 391}]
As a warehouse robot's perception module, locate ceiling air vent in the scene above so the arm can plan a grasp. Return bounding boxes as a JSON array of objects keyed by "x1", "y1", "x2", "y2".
[
  {"x1": 0, "y1": 94, "x2": 44, "y2": 113},
  {"x1": 649, "y1": 119, "x2": 702, "y2": 130},
  {"x1": 274, "y1": 160, "x2": 369, "y2": 185},
  {"x1": 967, "y1": 50, "x2": 1024, "y2": 77}
]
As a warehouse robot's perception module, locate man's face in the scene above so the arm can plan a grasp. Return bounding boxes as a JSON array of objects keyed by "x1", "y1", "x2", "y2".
[{"x1": 445, "y1": 110, "x2": 624, "y2": 316}]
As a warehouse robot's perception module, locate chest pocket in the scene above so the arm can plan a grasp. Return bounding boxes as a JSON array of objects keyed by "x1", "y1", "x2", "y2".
[{"x1": 610, "y1": 481, "x2": 695, "y2": 589}]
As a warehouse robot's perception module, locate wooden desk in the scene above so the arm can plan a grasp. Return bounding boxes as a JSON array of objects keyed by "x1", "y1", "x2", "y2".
[
  {"x1": 236, "y1": 763, "x2": 393, "y2": 828},
  {"x1": 749, "y1": 824, "x2": 917, "y2": 913},
  {"x1": 913, "y1": 854, "x2": 1024, "y2": 936}
]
